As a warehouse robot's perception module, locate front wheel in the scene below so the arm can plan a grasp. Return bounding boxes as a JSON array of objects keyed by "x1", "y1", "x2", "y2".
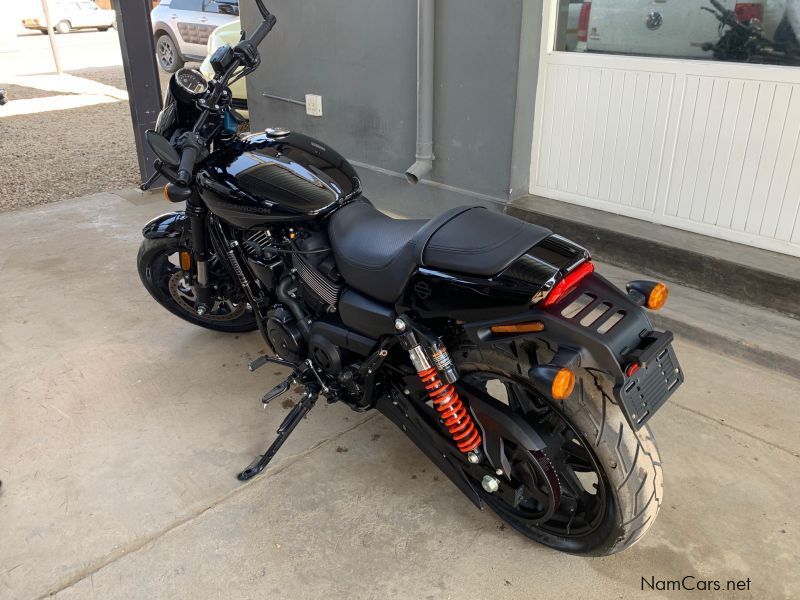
[
  {"x1": 457, "y1": 346, "x2": 663, "y2": 556},
  {"x1": 55, "y1": 20, "x2": 71, "y2": 34},
  {"x1": 137, "y1": 236, "x2": 257, "y2": 333}
]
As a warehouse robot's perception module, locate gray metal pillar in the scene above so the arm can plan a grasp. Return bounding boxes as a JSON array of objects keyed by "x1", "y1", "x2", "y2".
[{"x1": 114, "y1": 0, "x2": 162, "y2": 184}]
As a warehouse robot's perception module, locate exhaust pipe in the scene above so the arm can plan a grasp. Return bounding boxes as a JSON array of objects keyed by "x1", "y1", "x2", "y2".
[{"x1": 405, "y1": 0, "x2": 435, "y2": 184}]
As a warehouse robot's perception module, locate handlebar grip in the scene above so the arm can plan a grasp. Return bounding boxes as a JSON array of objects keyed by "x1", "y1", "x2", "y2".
[
  {"x1": 177, "y1": 145, "x2": 198, "y2": 187},
  {"x1": 250, "y1": 13, "x2": 277, "y2": 47}
]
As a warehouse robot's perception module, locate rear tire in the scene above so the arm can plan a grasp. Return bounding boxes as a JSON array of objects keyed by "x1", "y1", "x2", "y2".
[
  {"x1": 456, "y1": 346, "x2": 663, "y2": 556},
  {"x1": 137, "y1": 236, "x2": 257, "y2": 333}
]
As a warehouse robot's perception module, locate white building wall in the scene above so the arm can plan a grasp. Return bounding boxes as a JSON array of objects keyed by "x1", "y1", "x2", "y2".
[{"x1": 531, "y1": 4, "x2": 800, "y2": 258}]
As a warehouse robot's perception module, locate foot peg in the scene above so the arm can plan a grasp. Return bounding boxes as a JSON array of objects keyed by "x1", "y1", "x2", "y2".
[
  {"x1": 237, "y1": 386, "x2": 320, "y2": 481},
  {"x1": 250, "y1": 355, "x2": 299, "y2": 406},
  {"x1": 248, "y1": 354, "x2": 298, "y2": 372},
  {"x1": 262, "y1": 378, "x2": 292, "y2": 406}
]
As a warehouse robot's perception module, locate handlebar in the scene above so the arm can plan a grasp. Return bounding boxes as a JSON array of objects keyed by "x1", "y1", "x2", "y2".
[
  {"x1": 175, "y1": 1, "x2": 276, "y2": 187},
  {"x1": 177, "y1": 143, "x2": 199, "y2": 186},
  {"x1": 250, "y1": 12, "x2": 277, "y2": 47}
]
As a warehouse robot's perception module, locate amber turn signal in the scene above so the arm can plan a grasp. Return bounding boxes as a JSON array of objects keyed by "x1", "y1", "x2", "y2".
[
  {"x1": 647, "y1": 283, "x2": 669, "y2": 310},
  {"x1": 179, "y1": 251, "x2": 192, "y2": 271},
  {"x1": 551, "y1": 368, "x2": 575, "y2": 400},
  {"x1": 490, "y1": 321, "x2": 545, "y2": 335}
]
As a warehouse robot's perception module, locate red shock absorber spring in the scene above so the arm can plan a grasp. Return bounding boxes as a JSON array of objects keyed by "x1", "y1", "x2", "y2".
[{"x1": 418, "y1": 367, "x2": 482, "y2": 453}]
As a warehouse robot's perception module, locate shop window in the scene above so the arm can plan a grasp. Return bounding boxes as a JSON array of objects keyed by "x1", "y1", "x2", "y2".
[{"x1": 555, "y1": 0, "x2": 800, "y2": 66}]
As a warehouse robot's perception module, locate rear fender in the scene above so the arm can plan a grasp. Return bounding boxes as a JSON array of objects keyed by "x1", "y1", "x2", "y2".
[
  {"x1": 460, "y1": 272, "x2": 656, "y2": 383},
  {"x1": 142, "y1": 211, "x2": 186, "y2": 240}
]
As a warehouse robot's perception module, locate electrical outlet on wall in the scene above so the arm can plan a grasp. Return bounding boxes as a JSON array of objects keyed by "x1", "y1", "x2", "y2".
[{"x1": 305, "y1": 94, "x2": 323, "y2": 117}]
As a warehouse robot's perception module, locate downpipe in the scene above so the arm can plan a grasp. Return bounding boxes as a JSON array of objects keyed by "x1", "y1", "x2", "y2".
[{"x1": 405, "y1": 0, "x2": 435, "y2": 184}]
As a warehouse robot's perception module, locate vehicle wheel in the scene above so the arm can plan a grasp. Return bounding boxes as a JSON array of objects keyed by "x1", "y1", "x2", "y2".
[
  {"x1": 55, "y1": 20, "x2": 71, "y2": 34},
  {"x1": 39, "y1": 29, "x2": 49, "y2": 35},
  {"x1": 155, "y1": 33, "x2": 184, "y2": 73},
  {"x1": 455, "y1": 345, "x2": 663, "y2": 556},
  {"x1": 137, "y1": 236, "x2": 258, "y2": 333},
  {"x1": 97, "y1": 26, "x2": 109, "y2": 32}
]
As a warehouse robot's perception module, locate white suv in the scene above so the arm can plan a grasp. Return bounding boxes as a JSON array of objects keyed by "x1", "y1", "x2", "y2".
[{"x1": 150, "y1": 0, "x2": 239, "y2": 72}]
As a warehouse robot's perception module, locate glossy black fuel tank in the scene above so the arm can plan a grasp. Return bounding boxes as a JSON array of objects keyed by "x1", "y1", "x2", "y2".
[{"x1": 197, "y1": 129, "x2": 362, "y2": 228}]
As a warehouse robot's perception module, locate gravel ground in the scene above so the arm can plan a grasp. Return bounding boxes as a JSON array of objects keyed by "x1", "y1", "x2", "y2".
[
  {"x1": 0, "y1": 66, "x2": 175, "y2": 213},
  {"x1": 1, "y1": 84, "x2": 64, "y2": 100}
]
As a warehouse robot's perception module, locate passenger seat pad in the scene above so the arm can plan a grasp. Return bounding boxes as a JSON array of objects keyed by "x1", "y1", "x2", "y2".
[{"x1": 422, "y1": 207, "x2": 552, "y2": 277}]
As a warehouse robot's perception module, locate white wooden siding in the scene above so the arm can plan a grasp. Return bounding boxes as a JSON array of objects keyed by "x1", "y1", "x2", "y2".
[{"x1": 531, "y1": 4, "x2": 800, "y2": 257}]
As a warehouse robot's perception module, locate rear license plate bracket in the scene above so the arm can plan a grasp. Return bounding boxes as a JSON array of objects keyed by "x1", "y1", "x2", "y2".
[{"x1": 616, "y1": 332, "x2": 683, "y2": 430}]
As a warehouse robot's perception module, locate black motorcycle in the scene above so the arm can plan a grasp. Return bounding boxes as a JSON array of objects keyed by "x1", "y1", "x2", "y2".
[
  {"x1": 138, "y1": 0, "x2": 683, "y2": 556},
  {"x1": 702, "y1": 0, "x2": 800, "y2": 65}
]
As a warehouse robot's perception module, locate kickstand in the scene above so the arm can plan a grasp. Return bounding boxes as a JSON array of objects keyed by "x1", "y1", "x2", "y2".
[{"x1": 237, "y1": 385, "x2": 320, "y2": 481}]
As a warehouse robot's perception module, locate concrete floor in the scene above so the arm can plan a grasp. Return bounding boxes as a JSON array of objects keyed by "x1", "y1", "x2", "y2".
[{"x1": 1, "y1": 191, "x2": 799, "y2": 599}]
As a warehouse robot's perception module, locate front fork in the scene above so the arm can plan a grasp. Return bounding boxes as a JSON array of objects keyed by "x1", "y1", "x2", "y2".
[{"x1": 186, "y1": 199, "x2": 213, "y2": 316}]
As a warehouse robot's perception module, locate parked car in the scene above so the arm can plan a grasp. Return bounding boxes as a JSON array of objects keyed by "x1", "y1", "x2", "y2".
[
  {"x1": 22, "y1": 0, "x2": 117, "y2": 34},
  {"x1": 574, "y1": 0, "x2": 786, "y2": 59},
  {"x1": 151, "y1": 0, "x2": 239, "y2": 73},
  {"x1": 199, "y1": 19, "x2": 248, "y2": 118}
]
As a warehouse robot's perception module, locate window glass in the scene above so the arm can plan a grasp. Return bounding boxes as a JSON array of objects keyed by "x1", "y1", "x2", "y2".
[
  {"x1": 203, "y1": 0, "x2": 239, "y2": 15},
  {"x1": 171, "y1": 0, "x2": 203, "y2": 11},
  {"x1": 555, "y1": 0, "x2": 800, "y2": 67}
]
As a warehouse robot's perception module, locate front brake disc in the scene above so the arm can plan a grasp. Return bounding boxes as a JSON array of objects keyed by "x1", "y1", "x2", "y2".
[{"x1": 168, "y1": 271, "x2": 246, "y2": 321}]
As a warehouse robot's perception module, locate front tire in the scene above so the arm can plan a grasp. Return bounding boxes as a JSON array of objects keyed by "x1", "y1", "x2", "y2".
[
  {"x1": 137, "y1": 236, "x2": 257, "y2": 333},
  {"x1": 456, "y1": 346, "x2": 663, "y2": 556},
  {"x1": 55, "y1": 20, "x2": 71, "y2": 34}
]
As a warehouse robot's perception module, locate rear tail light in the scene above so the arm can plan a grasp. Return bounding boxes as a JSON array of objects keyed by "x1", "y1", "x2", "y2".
[
  {"x1": 542, "y1": 260, "x2": 595, "y2": 307},
  {"x1": 577, "y1": 2, "x2": 592, "y2": 43},
  {"x1": 734, "y1": 3, "x2": 763, "y2": 22}
]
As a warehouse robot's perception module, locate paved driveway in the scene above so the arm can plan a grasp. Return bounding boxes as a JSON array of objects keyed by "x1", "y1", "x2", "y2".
[{"x1": 1, "y1": 192, "x2": 798, "y2": 599}]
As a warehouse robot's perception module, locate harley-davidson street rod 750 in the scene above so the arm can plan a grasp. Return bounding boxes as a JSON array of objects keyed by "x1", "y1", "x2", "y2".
[{"x1": 138, "y1": 0, "x2": 683, "y2": 556}]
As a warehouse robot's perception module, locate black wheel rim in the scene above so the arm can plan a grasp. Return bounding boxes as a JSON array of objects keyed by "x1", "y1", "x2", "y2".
[{"x1": 461, "y1": 370, "x2": 610, "y2": 538}]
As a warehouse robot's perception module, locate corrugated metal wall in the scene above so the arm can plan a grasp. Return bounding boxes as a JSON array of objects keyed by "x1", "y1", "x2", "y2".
[{"x1": 531, "y1": 53, "x2": 800, "y2": 257}]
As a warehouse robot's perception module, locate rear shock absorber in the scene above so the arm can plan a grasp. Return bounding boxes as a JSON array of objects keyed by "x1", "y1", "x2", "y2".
[{"x1": 401, "y1": 333, "x2": 482, "y2": 453}]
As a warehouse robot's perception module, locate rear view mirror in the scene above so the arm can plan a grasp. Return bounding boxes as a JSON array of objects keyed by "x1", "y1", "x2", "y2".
[{"x1": 145, "y1": 130, "x2": 180, "y2": 167}]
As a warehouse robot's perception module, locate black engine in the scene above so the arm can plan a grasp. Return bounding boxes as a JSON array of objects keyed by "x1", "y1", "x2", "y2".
[{"x1": 254, "y1": 230, "x2": 347, "y2": 376}]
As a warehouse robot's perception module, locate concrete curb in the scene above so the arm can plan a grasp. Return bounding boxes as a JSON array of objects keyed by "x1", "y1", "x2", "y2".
[{"x1": 652, "y1": 313, "x2": 800, "y2": 381}]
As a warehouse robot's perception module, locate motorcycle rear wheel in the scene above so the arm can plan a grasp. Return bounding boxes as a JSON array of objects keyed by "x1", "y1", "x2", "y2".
[
  {"x1": 456, "y1": 346, "x2": 663, "y2": 556},
  {"x1": 137, "y1": 236, "x2": 258, "y2": 333}
]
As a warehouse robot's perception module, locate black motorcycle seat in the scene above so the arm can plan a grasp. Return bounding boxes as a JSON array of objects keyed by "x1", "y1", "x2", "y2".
[{"x1": 329, "y1": 199, "x2": 552, "y2": 304}]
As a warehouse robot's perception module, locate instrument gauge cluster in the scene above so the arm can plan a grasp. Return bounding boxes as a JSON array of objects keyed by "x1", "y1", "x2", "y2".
[{"x1": 173, "y1": 68, "x2": 209, "y2": 100}]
